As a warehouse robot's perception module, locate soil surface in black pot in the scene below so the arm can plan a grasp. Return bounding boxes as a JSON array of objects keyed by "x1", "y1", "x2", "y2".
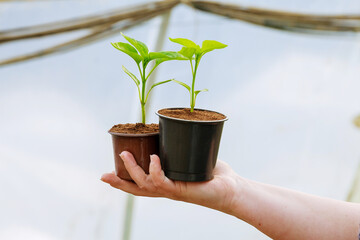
[
  {"x1": 109, "y1": 123, "x2": 159, "y2": 134},
  {"x1": 158, "y1": 108, "x2": 226, "y2": 121}
]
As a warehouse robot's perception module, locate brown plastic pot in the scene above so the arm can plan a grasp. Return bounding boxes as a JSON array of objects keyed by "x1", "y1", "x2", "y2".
[{"x1": 109, "y1": 131, "x2": 159, "y2": 180}]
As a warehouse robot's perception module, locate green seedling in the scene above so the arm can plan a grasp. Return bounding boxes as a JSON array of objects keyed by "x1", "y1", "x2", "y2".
[
  {"x1": 169, "y1": 37, "x2": 227, "y2": 112},
  {"x1": 112, "y1": 33, "x2": 186, "y2": 124}
]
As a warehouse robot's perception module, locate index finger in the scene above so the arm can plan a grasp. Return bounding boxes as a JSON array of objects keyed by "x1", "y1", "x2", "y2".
[{"x1": 121, "y1": 151, "x2": 148, "y2": 189}]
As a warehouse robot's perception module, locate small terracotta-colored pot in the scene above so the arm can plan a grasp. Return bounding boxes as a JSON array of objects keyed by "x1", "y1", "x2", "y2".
[{"x1": 109, "y1": 131, "x2": 159, "y2": 180}]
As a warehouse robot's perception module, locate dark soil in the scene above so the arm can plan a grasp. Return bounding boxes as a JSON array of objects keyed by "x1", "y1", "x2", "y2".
[
  {"x1": 109, "y1": 123, "x2": 159, "y2": 134},
  {"x1": 158, "y1": 108, "x2": 226, "y2": 121}
]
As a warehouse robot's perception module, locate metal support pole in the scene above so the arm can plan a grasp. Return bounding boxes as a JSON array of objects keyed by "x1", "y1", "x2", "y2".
[
  {"x1": 346, "y1": 33, "x2": 360, "y2": 203},
  {"x1": 347, "y1": 161, "x2": 360, "y2": 202},
  {"x1": 144, "y1": 11, "x2": 172, "y2": 118},
  {"x1": 122, "y1": 10, "x2": 172, "y2": 240}
]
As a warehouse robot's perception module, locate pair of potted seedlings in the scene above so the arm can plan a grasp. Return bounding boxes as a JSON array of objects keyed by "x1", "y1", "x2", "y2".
[{"x1": 109, "y1": 33, "x2": 228, "y2": 182}]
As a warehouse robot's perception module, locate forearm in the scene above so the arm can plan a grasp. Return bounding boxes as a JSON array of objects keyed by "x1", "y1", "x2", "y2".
[
  {"x1": 102, "y1": 154, "x2": 360, "y2": 239},
  {"x1": 227, "y1": 176, "x2": 360, "y2": 240}
]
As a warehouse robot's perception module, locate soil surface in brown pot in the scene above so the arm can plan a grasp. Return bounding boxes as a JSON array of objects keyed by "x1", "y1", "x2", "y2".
[
  {"x1": 158, "y1": 108, "x2": 226, "y2": 121},
  {"x1": 109, "y1": 123, "x2": 159, "y2": 134}
]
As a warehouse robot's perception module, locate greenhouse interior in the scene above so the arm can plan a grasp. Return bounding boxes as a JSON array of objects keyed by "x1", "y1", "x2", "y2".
[{"x1": 1, "y1": 0, "x2": 360, "y2": 239}]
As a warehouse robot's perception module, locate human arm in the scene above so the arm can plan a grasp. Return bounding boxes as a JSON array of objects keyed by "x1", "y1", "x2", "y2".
[{"x1": 101, "y1": 151, "x2": 360, "y2": 240}]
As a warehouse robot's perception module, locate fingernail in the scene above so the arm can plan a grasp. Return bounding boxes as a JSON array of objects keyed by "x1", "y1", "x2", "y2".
[{"x1": 119, "y1": 152, "x2": 126, "y2": 160}]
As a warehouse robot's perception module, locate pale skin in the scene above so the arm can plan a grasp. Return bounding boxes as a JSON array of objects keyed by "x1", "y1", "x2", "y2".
[{"x1": 101, "y1": 151, "x2": 360, "y2": 240}]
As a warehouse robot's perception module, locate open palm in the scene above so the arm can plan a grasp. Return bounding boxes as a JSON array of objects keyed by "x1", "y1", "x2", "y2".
[{"x1": 101, "y1": 151, "x2": 239, "y2": 213}]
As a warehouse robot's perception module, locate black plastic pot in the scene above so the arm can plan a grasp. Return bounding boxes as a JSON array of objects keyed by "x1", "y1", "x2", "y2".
[{"x1": 156, "y1": 108, "x2": 227, "y2": 182}]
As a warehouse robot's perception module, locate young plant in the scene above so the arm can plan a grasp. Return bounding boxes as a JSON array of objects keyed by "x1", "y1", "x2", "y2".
[
  {"x1": 169, "y1": 38, "x2": 227, "y2": 112},
  {"x1": 111, "y1": 33, "x2": 185, "y2": 124}
]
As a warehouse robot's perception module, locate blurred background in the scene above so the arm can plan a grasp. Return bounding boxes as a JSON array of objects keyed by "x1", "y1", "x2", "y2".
[{"x1": 1, "y1": 0, "x2": 360, "y2": 239}]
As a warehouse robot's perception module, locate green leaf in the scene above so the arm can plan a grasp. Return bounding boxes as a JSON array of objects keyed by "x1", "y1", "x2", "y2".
[
  {"x1": 151, "y1": 79, "x2": 172, "y2": 88},
  {"x1": 171, "y1": 79, "x2": 191, "y2": 92},
  {"x1": 169, "y1": 37, "x2": 199, "y2": 49},
  {"x1": 111, "y1": 42, "x2": 143, "y2": 64},
  {"x1": 148, "y1": 52, "x2": 170, "y2": 61},
  {"x1": 145, "y1": 52, "x2": 184, "y2": 81},
  {"x1": 158, "y1": 51, "x2": 187, "y2": 60},
  {"x1": 152, "y1": 51, "x2": 187, "y2": 66},
  {"x1": 149, "y1": 51, "x2": 186, "y2": 61},
  {"x1": 145, "y1": 79, "x2": 173, "y2": 103},
  {"x1": 194, "y1": 88, "x2": 208, "y2": 102},
  {"x1": 178, "y1": 47, "x2": 196, "y2": 60},
  {"x1": 122, "y1": 66, "x2": 140, "y2": 86},
  {"x1": 200, "y1": 40, "x2": 227, "y2": 54},
  {"x1": 195, "y1": 88, "x2": 208, "y2": 97},
  {"x1": 121, "y1": 32, "x2": 149, "y2": 58}
]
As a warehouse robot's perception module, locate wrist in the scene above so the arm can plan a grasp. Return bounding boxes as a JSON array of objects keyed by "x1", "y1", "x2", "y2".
[{"x1": 222, "y1": 174, "x2": 250, "y2": 217}]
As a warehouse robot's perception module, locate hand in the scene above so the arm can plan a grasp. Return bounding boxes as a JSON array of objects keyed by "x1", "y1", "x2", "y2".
[
  {"x1": 101, "y1": 151, "x2": 241, "y2": 214},
  {"x1": 101, "y1": 152, "x2": 360, "y2": 240}
]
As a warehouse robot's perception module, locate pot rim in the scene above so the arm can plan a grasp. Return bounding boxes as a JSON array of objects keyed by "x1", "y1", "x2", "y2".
[
  {"x1": 108, "y1": 131, "x2": 159, "y2": 137},
  {"x1": 156, "y1": 107, "x2": 228, "y2": 123}
]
